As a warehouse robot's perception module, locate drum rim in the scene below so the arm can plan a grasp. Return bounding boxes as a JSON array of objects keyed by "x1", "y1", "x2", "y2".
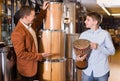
[
  {"x1": 73, "y1": 39, "x2": 91, "y2": 49},
  {"x1": 49, "y1": 2, "x2": 63, "y2": 3},
  {"x1": 40, "y1": 29, "x2": 65, "y2": 32},
  {"x1": 41, "y1": 57, "x2": 66, "y2": 62}
]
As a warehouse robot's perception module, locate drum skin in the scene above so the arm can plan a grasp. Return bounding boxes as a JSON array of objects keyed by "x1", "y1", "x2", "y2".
[
  {"x1": 44, "y1": 2, "x2": 63, "y2": 30},
  {"x1": 73, "y1": 39, "x2": 91, "y2": 69},
  {"x1": 38, "y1": 30, "x2": 65, "y2": 60}
]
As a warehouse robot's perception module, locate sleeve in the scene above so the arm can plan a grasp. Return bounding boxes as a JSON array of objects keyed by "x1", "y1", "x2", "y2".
[
  {"x1": 98, "y1": 32, "x2": 115, "y2": 56},
  {"x1": 11, "y1": 31, "x2": 43, "y2": 61},
  {"x1": 79, "y1": 32, "x2": 86, "y2": 39},
  {"x1": 32, "y1": 9, "x2": 47, "y2": 29}
]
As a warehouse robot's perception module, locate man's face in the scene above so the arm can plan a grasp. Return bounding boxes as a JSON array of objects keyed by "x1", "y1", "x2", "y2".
[
  {"x1": 26, "y1": 10, "x2": 35, "y2": 24},
  {"x1": 84, "y1": 16, "x2": 97, "y2": 28}
]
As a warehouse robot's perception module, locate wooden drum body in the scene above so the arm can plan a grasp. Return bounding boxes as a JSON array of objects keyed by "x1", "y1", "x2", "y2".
[
  {"x1": 38, "y1": 30, "x2": 65, "y2": 60},
  {"x1": 39, "y1": 58, "x2": 66, "y2": 81},
  {"x1": 44, "y1": 2, "x2": 63, "y2": 30},
  {"x1": 73, "y1": 39, "x2": 91, "y2": 69}
]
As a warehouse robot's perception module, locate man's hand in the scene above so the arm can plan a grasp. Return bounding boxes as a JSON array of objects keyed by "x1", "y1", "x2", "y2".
[
  {"x1": 41, "y1": 53, "x2": 50, "y2": 58},
  {"x1": 42, "y1": 1, "x2": 49, "y2": 10}
]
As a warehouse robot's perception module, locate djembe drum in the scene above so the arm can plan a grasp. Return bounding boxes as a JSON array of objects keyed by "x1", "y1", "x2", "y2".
[{"x1": 73, "y1": 39, "x2": 91, "y2": 69}]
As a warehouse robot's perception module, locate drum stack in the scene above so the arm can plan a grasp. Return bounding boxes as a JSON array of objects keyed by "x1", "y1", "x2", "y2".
[
  {"x1": 62, "y1": 2, "x2": 76, "y2": 34},
  {"x1": 38, "y1": 0, "x2": 66, "y2": 81},
  {"x1": 63, "y1": 2, "x2": 80, "y2": 81},
  {"x1": 65, "y1": 33, "x2": 80, "y2": 81}
]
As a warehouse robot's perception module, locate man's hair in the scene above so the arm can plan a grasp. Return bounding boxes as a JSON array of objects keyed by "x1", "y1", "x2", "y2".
[
  {"x1": 87, "y1": 12, "x2": 103, "y2": 25},
  {"x1": 14, "y1": 10, "x2": 20, "y2": 25},
  {"x1": 19, "y1": 6, "x2": 35, "y2": 18}
]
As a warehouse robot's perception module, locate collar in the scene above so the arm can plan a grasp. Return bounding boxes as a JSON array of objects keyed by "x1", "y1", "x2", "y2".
[
  {"x1": 89, "y1": 26, "x2": 102, "y2": 33},
  {"x1": 20, "y1": 19, "x2": 32, "y2": 29}
]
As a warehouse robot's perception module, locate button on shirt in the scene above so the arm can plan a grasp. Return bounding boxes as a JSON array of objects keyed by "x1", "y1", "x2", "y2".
[
  {"x1": 79, "y1": 27, "x2": 115, "y2": 77},
  {"x1": 20, "y1": 20, "x2": 38, "y2": 52}
]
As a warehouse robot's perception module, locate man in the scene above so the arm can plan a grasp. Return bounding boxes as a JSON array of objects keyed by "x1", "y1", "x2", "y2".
[
  {"x1": 11, "y1": 1, "x2": 49, "y2": 81},
  {"x1": 76, "y1": 12, "x2": 115, "y2": 81}
]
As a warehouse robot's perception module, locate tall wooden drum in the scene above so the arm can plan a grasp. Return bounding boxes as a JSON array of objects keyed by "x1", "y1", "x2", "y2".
[
  {"x1": 44, "y1": 2, "x2": 63, "y2": 30},
  {"x1": 38, "y1": 30, "x2": 65, "y2": 60},
  {"x1": 39, "y1": 58, "x2": 66, "y2": 81}
]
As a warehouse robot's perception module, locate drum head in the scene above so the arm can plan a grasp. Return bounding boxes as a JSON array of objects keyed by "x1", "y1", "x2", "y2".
[
  {"x1": 73, "y1": 39, "x2": 91, "y2": 56},
  {"x1": 73, "y1": 39, "x2": 90, "y2": 50}
]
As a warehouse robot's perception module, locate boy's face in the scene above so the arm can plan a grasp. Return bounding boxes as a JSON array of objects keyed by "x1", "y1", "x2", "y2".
[{"x1": 84, "y1": 16, "x2": 97, "y2": 28}]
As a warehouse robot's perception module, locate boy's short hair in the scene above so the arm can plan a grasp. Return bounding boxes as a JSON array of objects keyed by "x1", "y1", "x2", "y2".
[{"x1": 87, "y1": 12, "x2": 103, "y2": 25}]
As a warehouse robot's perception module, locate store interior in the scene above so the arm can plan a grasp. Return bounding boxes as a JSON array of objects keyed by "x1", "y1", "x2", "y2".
[{"x1": 0, "y1": 0, "x2": 120, "y2": 81}]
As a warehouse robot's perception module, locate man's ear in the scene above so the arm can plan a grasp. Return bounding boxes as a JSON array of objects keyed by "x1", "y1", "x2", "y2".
[{"x1": 24, "y1": 15, "x2": 28, "y2": 19}]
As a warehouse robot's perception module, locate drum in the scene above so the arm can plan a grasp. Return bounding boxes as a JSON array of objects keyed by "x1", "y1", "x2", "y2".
[
  {"x1": 38, "y1": 30, "x2": 65, "y2": 60},
  {"x1": 73, "y1": 39, "x2": 91, "y2": 69},
  {"x1": 39, "y1": 58, "x2": 66, "y2": 81},
  {"x1": 65, "y1": 34, "x2": 80, "y2": 81},
  {"x1": 44, "y1": 2, "x2": 63, "y2": 30}
]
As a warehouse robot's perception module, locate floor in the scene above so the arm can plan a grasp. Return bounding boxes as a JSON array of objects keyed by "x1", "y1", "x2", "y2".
[{"x1": 109, "y1": 47, "x2": 120, "y2": 81}]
